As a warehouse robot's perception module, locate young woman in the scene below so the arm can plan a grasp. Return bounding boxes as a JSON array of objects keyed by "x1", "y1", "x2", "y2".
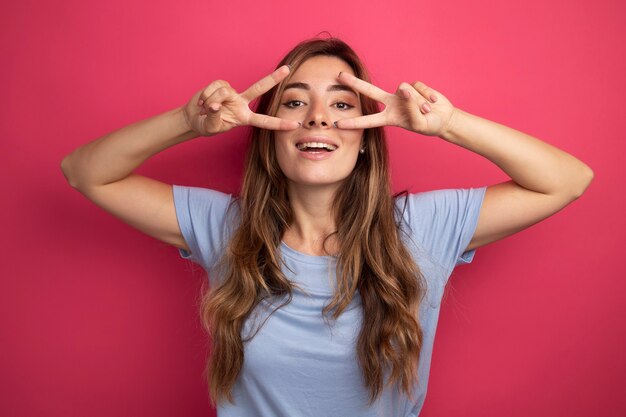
[{"x1": 61, "y1": 37, "x2": 593, "y2": 416}]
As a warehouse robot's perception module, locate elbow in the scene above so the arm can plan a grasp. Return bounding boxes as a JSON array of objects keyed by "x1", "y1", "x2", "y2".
[
  {"x1": 570, "y1": 164, "x2": 594, "y2": 200},
  {"x1": 60, "y1": 154, "x2": 80, "y2": 189}
]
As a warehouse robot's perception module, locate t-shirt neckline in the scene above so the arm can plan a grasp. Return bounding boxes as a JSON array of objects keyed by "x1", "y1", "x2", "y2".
[{"x1": 280, "y1": 241, "x2": 338, "y2": 265}]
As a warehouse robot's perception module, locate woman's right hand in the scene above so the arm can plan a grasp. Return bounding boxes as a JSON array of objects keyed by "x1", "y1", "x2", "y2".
[{"x1": 182, "y1": 65, "x2": 300, "y2": 137}]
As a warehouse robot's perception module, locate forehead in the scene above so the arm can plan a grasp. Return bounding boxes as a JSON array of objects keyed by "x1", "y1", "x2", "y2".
[{"x1": 289, "y1": 55, "x2": 356, "y2": 81}]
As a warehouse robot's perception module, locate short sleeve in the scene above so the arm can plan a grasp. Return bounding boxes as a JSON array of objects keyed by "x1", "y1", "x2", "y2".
[
  {"x1": 401, "y1": 186, "x2": 487, "y2": 270},
  {"x1": 172, "y1": 185, "x2": 235, "y2": 273}
]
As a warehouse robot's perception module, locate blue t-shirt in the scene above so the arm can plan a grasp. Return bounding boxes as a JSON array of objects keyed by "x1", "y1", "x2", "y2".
[{"x1": 173, "y1": 184, "x2": 486, "y2": 417}]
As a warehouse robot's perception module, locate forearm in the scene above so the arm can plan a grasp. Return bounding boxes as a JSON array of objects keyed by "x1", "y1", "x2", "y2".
[
  {"x1": 439, "y1": 108, "x2": 594, "y2": 198},
  {"x1": 61, "y1": 106, "x2": 198, "y2": 189}
]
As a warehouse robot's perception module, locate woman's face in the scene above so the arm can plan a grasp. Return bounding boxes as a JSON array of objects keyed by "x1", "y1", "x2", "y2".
[{"x1": 274, "y1": 55, "x2": 365, "y2": 189}]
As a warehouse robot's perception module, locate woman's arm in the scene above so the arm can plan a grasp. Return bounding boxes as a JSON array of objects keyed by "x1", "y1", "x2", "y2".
[
  {"x1": 61, "y1": 107, "x2": 198, "y2": 251},
  {"x1": 335, "y1": 73, "x2": 594, "y2": 251},
  {"x1": 61, "y1": 66, "x2": 297, "y2": 251},
  {"x1": 438, "y1": 108, "x2": 593, "y2": 251},
  {"x1": 61, "y1": 107, "x2": 197, "y2": 189}
]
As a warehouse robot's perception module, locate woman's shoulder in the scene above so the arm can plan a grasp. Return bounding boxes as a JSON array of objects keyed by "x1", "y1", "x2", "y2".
[
  {"x1": 173, "y1": 184, "x2": 234, "y2": 201},
  {"x1": 171, "y1": 184, "x2": 240, "y2": 273},
  {"x1": 172, "y1": 184, "x2": 239, "y2": 215},
  {"x1": 394, "y1": 186, "x2": 487, "y2": 269},
  {"x1": 172, "y1": 184, "x2": 239, "y2": 228},
  {"x1": 395, "y1": 186, "x2": 486, "y2": 215},
  {"x1": 393, "y1": 186, "x2": 487, "y2": 238}
]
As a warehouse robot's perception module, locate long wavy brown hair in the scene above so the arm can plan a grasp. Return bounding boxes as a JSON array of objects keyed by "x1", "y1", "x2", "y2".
[{"x1": 200, "y1": 36, "x2": 426, "y2": 406}]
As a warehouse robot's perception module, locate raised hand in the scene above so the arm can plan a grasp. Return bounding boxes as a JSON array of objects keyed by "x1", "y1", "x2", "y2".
[
  {"x1": 182, "y1": 65, "x2": 300, "y2": 137},
  {"x1": 334, "y1": 72, "x2": 456, "y2": 137}
]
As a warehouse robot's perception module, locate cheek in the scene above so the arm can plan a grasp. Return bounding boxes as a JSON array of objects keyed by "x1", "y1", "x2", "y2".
[
  {"x1": 275, "y1": 107, "x2": 301, "y2": 121},
  {"x1": 345, "y1": 130, "x2": 365, "y2": 148},
  {"x1": 273, "y1": 135, "x2": 292, "y2": 171}
]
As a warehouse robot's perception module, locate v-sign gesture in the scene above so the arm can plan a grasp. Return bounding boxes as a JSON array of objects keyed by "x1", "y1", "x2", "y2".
[
  {"x1": 334, "y1": 70, "x2": 593, "y2": 257},
  {"x1": 182, "y1": 65, "x2": 300, "y2": 137},
  {"x1": 334, "y1": 72, "x2": 456, "y2": 137}
]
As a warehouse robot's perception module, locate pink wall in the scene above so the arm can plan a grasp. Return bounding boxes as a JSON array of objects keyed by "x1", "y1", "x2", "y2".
[{"x1": 2, "y1": 0, "x2": 624, "y2": 416}]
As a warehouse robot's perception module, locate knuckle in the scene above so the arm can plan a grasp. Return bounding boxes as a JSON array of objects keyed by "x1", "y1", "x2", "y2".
[
  {"x1": 218, "y1": 87, "x2": 231, "y2": 97},
  {"x1": 210, "y1": 80, "x2": 231, "y2": 94},
  {"x1": 203, "y1": 80, "x2": 230, "y2": 99},
  {"x1": 209, "y1": 80, "x2": 225, "y2": 89},
  {"x1": 201, "y1": 86, "x2": 214, "y2": 100}
]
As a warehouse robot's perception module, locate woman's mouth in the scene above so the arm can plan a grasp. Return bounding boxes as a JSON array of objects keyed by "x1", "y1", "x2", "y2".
[{"x1": 295, "y1": 142, "x2": 338, "y2": 152}]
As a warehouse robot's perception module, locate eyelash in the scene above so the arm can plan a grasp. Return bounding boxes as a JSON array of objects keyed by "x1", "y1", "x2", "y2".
[{"x1": 282, "y1": 100, "x2": 355, "y2": 110}]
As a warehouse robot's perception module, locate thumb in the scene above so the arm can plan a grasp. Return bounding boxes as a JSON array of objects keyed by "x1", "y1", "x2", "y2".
[
  {"x1": 395, "y1": 82, "x2": 413, "y2": 99},
  {"x1": 202, "y1": 105, "x2": 223, "y2": 134}
]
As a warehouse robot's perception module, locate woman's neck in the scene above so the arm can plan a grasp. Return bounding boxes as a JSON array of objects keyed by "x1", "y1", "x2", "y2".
[{"x1": 283, "y1": 182, "x2": 340, "y2": 256}]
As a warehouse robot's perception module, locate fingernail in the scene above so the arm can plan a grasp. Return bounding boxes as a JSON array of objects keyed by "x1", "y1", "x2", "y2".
[
  {"x1": 286, "y1": 64, "x2": 292, "y2": 71},
  {"x1": 333, "y1": 121, "x2": 338, "y2": 128},
  {"x1": 430, "y1": 94, "x2": 437, "y2": 102},
  {"x1": 423, "y1": 103, "x2": 432, "y2": 112}
]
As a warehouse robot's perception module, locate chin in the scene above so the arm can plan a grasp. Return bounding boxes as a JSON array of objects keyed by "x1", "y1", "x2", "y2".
[{"x1": 287, "y1": 174, "x2": 350, "y2": 189}]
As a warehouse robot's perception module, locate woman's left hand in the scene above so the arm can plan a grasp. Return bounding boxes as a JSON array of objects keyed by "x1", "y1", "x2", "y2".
[{"x1": 335, "y1": 72, "x2": 456, "y2": 137}]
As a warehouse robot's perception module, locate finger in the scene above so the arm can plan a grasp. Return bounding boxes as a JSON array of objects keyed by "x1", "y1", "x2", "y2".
[
  {"x1": 199, "y1": 80, "x2": 231, "y2": 103},
  {"x1": 412, "y1": 81, "x2": 439, "y2": 103},
  {"x1": 202, "y1": 104, "x2": 224, "y2": 131},
  {"x1": 337, "y1": 72, "x2": 390, "y2": 103},
  {"x1": 398, "y1": 82, "x2": 431, "y2": 114},
  {"x1": 203, "y1": 86, "x2": 237, "y2": 112},
  {"x1": 397, "y1": 82, "x2": 415, "y2": 100},
  {"x1": 398, "y1": 88, "x2": 411, "y2": 100},
  {"x1": 240, "y1": 65, "x2": 291, "y2": 103},
  {"x1": 334, "y1": 113, "x2": 387, "y2": 129},
  {"x1": 248, "y1": 112, "x2": 300, "y2": 131}
]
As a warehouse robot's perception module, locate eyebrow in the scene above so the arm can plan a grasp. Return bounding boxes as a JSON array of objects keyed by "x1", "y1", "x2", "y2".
[{"x1": 283, "y1": 82, "x2": 358, "y2": 97}]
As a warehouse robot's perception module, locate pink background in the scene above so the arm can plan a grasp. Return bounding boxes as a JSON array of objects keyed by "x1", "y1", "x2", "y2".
[{"x1": 2, "y1": 0, "x2": 624, "y2": 416}]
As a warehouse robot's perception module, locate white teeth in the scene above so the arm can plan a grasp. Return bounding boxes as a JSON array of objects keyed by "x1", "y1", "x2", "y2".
[{"x1": 296, "y1": 142, "x2": 337, "y2": 151}]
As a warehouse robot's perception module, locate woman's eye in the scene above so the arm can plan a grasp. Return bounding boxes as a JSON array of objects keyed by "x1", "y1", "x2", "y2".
[
  {"x1": 281, "y1": 100, "x2": 355, "y2": 110},
  {"x1": 283, "y1": 100, "x2": 304, "y2": 108},
  {"x1": 335, "y1": 102, "x2": 354, "y2": 110}
]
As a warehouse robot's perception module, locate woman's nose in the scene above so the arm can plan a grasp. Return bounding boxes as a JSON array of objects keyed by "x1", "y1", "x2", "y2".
[{"x1": 304, "y1": 102, "x2": 331, "y2": 128}]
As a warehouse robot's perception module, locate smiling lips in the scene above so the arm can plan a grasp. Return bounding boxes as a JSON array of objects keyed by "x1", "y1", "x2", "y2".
[
  {"x1": 295, "y1": 137, "x2": 339, "y2": 153},
  {"x1": 296, "y1": 142, "x2": 337, "y2": 152},
  {"x1": 293, "y1": 137, "x2": 338, "y2": 161}
]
